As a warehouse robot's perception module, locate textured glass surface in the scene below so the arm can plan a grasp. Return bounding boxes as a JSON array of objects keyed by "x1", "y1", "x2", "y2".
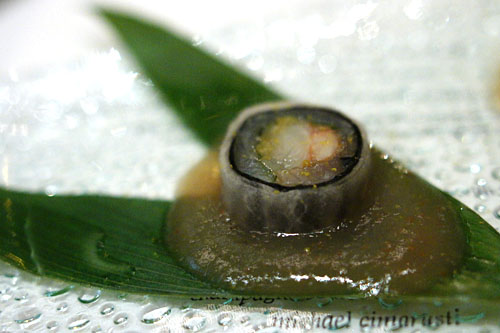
[{"x1": 1, "y1": 0, "x2": 500, "y2": 332}]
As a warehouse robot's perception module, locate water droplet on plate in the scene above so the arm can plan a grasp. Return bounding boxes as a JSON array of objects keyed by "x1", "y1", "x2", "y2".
[
  {"x1": 472, "y1": 183, "x2": 492, "y2": 200},
  {"x1": 78, "y1": 289, "x2": 101, "y2": 304},
  {"x1": 181, "y1": 304, "x2": 193, "y2": 311},
  {"x1": 494, "y1": 207, "x2": 500, "y2": 219},
  {"x1": 192, "y1": 34, "x2": 204, "y2": 46},
  {"x1": 182, "y1": 311, "x2": 207, "y2": 331},
  {"x1": 13, "y1": 307, "x2": 42, "y2": 326},
  {"x1": 46, "y1": 320, "x2": 58, "y2": 331},
  {"x1": 447, "y1": 185, "x2": 470, "y2": 197},
  {"x1": 67, "y1": 314, "x2": 90, "y2": 331},
  {"x1": 427, "y1": 319, "x2": 441, "y2": 330},
  {"x1": 357, "y1": 21, "x2": 379, "y2": 41},
  {"x1": 474, "y1": 204, "x2": 487, "y2": 213},
  {"x1": 113, "y1": 313, "x2": 128, "y2": 326},
  {"x1": 44, "y1": 185, "x2": 58, "y2": 197},
  {"x1": 0, "y1": 285, "x2": 11, "y2": 302},
  {"x1": 217, "y1": 313, "x2": 233, "y2": 326},
  {"x1": 91, "y1": 325, "x2": 103, "y2": 333},
  {"x1": 469, "y1": 164, "x2": 481, "y2": 174},
  {"x1": 3, "y1": 270, "x2": 19, "y2": 281},
  {"x1": 378, "y1": 297, "x2": 403, "y2": 309},
  {"x1": 453, "y1": 160, "x2": 478, "y2": 173},
  {"x1": 457, "y1": 312, "x2": 485, "y2": 323},
  {"x1": 13, "y1": 290, "x2": 29, "y2": 302},
  {"x1": 476, "y1": 178, "x2": 488, "y2": 186},
  {"x1": 141, "y1": 306, "x2": 171, "y2": 324},
  {"x1": 99, "y1": 303, "x2": 115, "y2": 316},
  {"x1": 316, "y1": 297, "x2": 332, "y2": 307},
  {"x1": 255, "y1": 325, "x2": 280, "y2": 333},
  {"x1": 239, "y1": 315, "x2": 251, "y2": 325},
  {"x1": 44, "y1": 285, "x2": 73, "y2": 297},
  {"x1": 56, "y1": 302, "x2": 69, "y2": 312}
]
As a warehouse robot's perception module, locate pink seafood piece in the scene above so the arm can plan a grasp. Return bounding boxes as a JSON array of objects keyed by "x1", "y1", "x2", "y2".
[
  {"x1": 309, "y1": 126, "x2": 341, "y2": 162},
  {"x1": 256, "y1": 117, "x2": 343, "y2": 186}
]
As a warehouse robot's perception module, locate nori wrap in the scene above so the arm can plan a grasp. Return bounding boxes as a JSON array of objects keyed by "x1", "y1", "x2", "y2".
[{"x1": 219, "y1": 102, "x2": 371, "y2": 233}]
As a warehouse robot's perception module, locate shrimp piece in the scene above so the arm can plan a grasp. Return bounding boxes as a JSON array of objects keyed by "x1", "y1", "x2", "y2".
[{"x1": 256, "y1": 116, "x2": 342, "y2": 186}]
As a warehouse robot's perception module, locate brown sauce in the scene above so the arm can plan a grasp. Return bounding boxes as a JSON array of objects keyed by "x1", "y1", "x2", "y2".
[{"x1": 166, "y1": 149, "x2": 466, "y2": 297}]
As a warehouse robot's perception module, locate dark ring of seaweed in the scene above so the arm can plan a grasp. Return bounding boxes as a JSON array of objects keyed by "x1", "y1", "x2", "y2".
[{"x1": 228, "y1": 104, "x2": 364, "y2": 192}]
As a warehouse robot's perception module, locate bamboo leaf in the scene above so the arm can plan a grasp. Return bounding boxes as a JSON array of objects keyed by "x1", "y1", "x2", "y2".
[
  {"x1": 99, "y1": 9, "x2": 283, "y2": 146},
  {"x1": 428, "y1": 195, "x2": 500, "y2": 299},
  {"x1": 0, "y1": 188, "x2": 217, "y2": 295}
]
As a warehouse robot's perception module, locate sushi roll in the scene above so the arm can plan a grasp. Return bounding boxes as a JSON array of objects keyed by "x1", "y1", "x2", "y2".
[{"x1": 219, "y1": 102, "x2": 371, "y2": 233}]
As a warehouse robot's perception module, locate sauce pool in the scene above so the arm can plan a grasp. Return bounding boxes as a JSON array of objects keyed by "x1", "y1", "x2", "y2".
[{"x1": 166, "y1": 149, "x2": 466, "y2": 297}]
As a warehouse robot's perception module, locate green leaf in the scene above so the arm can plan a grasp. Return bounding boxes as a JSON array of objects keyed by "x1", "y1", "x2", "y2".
[
  {"x1": 0, "y1": 188, "x2": 217, "y2": 295},
  {"x1": 99, "y1": 8, "x2": 283, "y2": 146},
  {"x1": 428, "y1": 194, "x2": 500, "y2": 299}
]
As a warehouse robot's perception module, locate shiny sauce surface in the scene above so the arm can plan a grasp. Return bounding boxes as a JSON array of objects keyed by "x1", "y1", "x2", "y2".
[{"x1": 166, "y1": 150, "x2": 466, "y2": 296}]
